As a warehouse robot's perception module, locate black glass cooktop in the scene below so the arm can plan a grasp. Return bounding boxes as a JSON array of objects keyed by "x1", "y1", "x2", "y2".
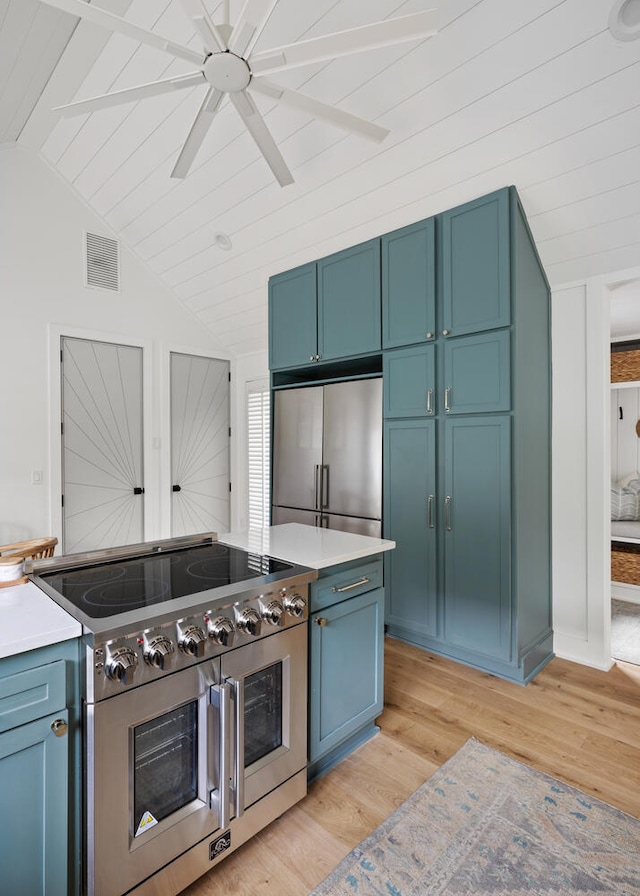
[{"x1": 40, "y1": 543, "x2": 292, "y2": 619}]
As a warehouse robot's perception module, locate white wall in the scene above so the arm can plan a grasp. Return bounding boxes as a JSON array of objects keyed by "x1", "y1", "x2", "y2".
[
  {"x1": 549, "y1": 267, "x2": 640, "y2": 671},
  {"x1": 0, "y1": 145, "x2": 229, "y2": 546}
]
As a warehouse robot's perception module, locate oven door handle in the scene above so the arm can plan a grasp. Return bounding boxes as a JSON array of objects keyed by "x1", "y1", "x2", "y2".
[
  {"x1": 230, "y1": 677, "x2": 245, "y2": 820},
  {"x1": 210, "y1": 682, "x2": 231, "y2": 830}
]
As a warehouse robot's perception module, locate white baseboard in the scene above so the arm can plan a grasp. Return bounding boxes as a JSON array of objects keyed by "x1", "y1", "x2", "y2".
[{"x1": 611, "y1": 581, "x2": 640, "y2": 604}]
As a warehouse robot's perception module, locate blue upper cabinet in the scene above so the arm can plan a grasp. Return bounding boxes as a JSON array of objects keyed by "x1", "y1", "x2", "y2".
[
  {"x1": 269, "y1": 262, "x2": 317, "y2": 370},
  {"x1": 269, "y1": 240, "x2": 381, "y2": 371},
  {"x1": 318, "y1": 239, "x2": 381, "y2": 362},
  {"x1": 383, "y1": 344, "x2": 436, "y2": 418},
  {"x1": 381, "y1": 218, "x2": 436, "y2": 349},
  {"x1": 442, "y1": 329, "x2": 511, "y2": 415},
  {"x1": 440, "y1": 189, "x2": 510, "y2": 337}
]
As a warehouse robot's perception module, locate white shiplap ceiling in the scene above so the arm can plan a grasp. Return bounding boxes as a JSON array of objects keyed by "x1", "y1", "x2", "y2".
[{"x1": 3, "y1": 0, "x2": 640, "y2": 356}]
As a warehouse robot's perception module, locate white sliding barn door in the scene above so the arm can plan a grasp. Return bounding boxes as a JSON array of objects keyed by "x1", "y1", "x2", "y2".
[
  {"x1": 61, "y1": 337, "x2": 144, "y2": 554},
  {"x1": 170, "y1": 353, "x2": 230, "y2": 538}
]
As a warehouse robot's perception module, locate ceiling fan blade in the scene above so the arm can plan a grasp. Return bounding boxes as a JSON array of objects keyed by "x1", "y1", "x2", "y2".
[
  {"x1": 251, "y1": 77, "x2": 389, "y2": 143},
  {"x1": 178, "y1": 0, "x2": 227, "y2": 52},
  {"x1": 249, "y1": 9, "x2": 438, "y2": 75},
  {"x1": 228, "y1": 0, "x2": 279, "y2": 59},
  {"x1": 54, "y1": 72, "x2": 206, "y2": 117},
  {"x1": 171, "y1": 87, "x2": 225, "y2": 179},
  {"x1": 39, "y1": 0, "x2": 204, "y2": 65},
  {"x1": 229, "y1": 90, "x2": 293, "y2": 186}
]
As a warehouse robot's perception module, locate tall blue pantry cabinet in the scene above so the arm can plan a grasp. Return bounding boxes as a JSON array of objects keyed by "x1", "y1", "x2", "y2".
[
  {"x1": 268, "y1": 185, "x2": 552, "y2": 688},
  {"x1": 383, "y1": 188, "x2": 552, "y2": 683}
]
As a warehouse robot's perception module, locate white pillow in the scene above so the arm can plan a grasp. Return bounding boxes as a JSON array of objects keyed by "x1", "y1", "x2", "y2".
[{"x1": 618, "y1": 471, "x2": 640, "y2": 488}]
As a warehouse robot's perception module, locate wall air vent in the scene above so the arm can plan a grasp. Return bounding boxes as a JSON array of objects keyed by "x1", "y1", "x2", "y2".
[{"x1": 84, "y1": 231, "x2": 120, "y2": 292}]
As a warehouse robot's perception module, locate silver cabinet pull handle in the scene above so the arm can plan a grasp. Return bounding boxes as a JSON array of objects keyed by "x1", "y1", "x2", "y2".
[
  {"x1": 427, "y1": 495, "x2": 434, "y2": 529},
  {"x1": 426, "y1": 331, "x2": 434, "y2": 340},
  {"x1": 427, "y1": 389, "x2": 434, "y2": 415},
  {"x1": 442, "y1": 329, "x2": 450, "y2": 336},
  {"x1": 332, "y1": 576, "x2": 369, "y2": 593},
  {"x1": 444, "y1": 387, "x2": 451, "y2": 413},
  {"x1": 445, "y1": 496, "x2": 452, "y2": 531},
  {"x1": 314, "y1": 617, "x2": 327, "y2": 626},
  {"x1": 210, "y1": 682, "x2": 231, "y2": 829}
]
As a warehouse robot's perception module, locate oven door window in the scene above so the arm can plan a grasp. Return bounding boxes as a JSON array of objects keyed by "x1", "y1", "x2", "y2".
[
  {"x1": 133, "y1": 701, "x2": 197, "y2": 836},
  {"x1": 244, "y1": 662, "x2": 282, "y2": 767}
]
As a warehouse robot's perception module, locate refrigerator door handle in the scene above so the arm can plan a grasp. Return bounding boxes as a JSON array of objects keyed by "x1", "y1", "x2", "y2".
[
  {"x1": 314, "y1": 464, "x2": 321, "y2": 510},
  {"x1": 321, "y1": 464, "x2": 329, "y2": 509}
]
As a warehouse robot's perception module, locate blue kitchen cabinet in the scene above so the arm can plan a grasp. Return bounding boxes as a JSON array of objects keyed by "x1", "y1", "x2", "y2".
[
  {"x1": 307, "y1": 559, "x2": 384, "y2": 781},
  {"x1": 441, "y1": 329, "x2": 511, "y2": 415},
  {"x1": 0, "y1": 641, "x2": 81, "y2": 896},
  {"x1": 268, "y1": 240, "x2": 381, "y2": 371},
  {"x1": 383, "y1": 344, "x2": 436, "y2": 418},
  {"x1": 269, "y1": 261, "x2": 317, "y2": 370},
  {"x1": 383, "y1": 419, "x2": 437, "y2": 638},
  {"x1": 382, "y1": 218, "x2": 436, "y2": 349},
  {"x1": 269, "y1": 185, "x2": 552, "y2": 685},
  {"x1": 440, "y1": 188, "x2": 510, "y2": 338},
  {"x1": 383, "y1": 187, "x2": 552, "y2": 684},
  {"x1": 317, "y1": 239, "x2": 381, "y2": 362},
  {"x1": 442, "y1": 416, "x2": 511, "y2": 661}
]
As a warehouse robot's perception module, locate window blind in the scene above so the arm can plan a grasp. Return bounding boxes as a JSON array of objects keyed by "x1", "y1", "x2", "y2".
[{"x1": 247, "y1": 387, "x2": 270, "y2": 529}]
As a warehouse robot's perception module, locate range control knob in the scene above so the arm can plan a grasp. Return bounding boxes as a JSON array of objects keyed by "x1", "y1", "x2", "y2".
[
  {"x1": 283, "y1": 592, "x2": 307, "y2": 619},
  {"x1": 105, "y1": 646, "x2": 138, "y2": 685},
  {"x1": 207, "y1": 616, "x2": 235, "y2": 647},
  {"x1": 261, "y1": 599, "x2": 284, "y2": 627},
  {"x1": 236, "y1": 607, "x2": 262, "y2": 637},
  {"x1": 143, "y1": 634, "x2": 174, "y2": 669},
  {"x1": 178, "y1": 624, "x2": 207, "y2": 657}
]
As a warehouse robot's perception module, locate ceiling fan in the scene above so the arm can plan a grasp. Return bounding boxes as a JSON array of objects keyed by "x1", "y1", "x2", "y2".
[{"x1": 40, "y1": 0, "x2": 438, "y2": 186}]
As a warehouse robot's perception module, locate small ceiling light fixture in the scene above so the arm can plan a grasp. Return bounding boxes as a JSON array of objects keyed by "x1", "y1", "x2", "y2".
[
  {"x1": 214, "y1": 232, "x2": 233, "y2": 251},
  {"x1": 609, "y1": 0, "x2": 640, "y2": 39}
]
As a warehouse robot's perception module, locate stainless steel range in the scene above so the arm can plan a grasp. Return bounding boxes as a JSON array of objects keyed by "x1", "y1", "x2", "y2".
[{"x1": 28, "y1": 533, "x2": 317, "y2": 896}]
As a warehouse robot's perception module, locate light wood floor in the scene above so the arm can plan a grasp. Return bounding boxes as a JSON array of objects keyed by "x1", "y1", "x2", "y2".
[{"x1": 183, "y1": 637, "x2": 640, "y2": 896}]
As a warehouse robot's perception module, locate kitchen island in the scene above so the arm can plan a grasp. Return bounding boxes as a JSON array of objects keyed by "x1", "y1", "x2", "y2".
[{"x1": 221, "y1": 523, "x2": 396, "y2": 779}]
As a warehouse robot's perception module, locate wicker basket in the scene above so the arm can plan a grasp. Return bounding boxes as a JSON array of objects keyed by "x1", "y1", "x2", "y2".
[
  {"x1": 611, "y1": 350, "x2": 640, "y2": 383},
  {"x1": 0, "y1": 537, "x2": 58, "y2": 588},
  {"x1": 611, "y1": 542, "x2": 640, "y2": 586}
]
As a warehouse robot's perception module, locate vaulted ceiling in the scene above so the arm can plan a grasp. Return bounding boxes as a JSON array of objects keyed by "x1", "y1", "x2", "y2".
[{"x1": 3, "y1": 0, "x2": 640, "y2": 355}]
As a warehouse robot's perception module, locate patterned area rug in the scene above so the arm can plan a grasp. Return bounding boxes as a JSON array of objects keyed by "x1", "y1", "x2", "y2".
[
  {"x1": 611, "y1": 599, "x2": 640, "y2": 665},
  {"x1": 309, "y1": 738, "x2": 640, "y2": 895}
]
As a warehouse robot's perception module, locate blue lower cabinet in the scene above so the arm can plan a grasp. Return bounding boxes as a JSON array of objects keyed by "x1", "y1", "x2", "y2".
[
  {"x1": 442, "y1": 416, "x2": 511, "y2": 660},
  {"x1": 0, "y1": 710, "x2": 69, "y2": 896},
  {"x1": 0, "y1": 642, "x2": 80, "y2": 896},
  {"x1": 308, "y1": 561, "x2": 384, "y2": 780}
]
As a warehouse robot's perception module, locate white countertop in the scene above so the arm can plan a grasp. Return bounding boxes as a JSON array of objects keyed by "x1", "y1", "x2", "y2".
[
  {"x1": 219, "y1": 523, "x2": 395, "y2": 570},
  {"x1": 0, "y1": 581, "x2": 82, "y2": 660}
]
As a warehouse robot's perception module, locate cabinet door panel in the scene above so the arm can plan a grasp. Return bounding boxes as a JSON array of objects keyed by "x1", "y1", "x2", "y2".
[
  {"x1": 0, "y1": 711, "x2": 69, "y2": 896},
  {"x1": 442, "y1": 330, "x2": 511, "y2": 415},
  {"x1": 384, "y1": 419, "x2": 437, "y2": 636},
  {"x1": 443, "y1": 417, "x2": 511, "y2": 660},
  {"x1": 309, "y1": 588, "x2": 384, "y2": 761},
  {"x1": 318, "y1": 239, "x2": 381, "y2": 361},
  {"x1": 441, "y1": 189, "x2": 510, "y2": 337},
  {"x1": 0, "y1": 660, "x2": 66, "y2": 732},
  {"x1": 384, "y1": 345, "x2": 436, "y2": 418},
  {"x1": 269, "y1": 262, "x2": 317, "y2": 370},
  {"x1": 382, "y1": 218, "x2": 435, "y2": 348}
]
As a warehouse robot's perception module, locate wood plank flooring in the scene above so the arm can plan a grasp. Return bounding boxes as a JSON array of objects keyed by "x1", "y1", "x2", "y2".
[{"x1": 182, "y1": 636, "x2": 640, "y2": 896}]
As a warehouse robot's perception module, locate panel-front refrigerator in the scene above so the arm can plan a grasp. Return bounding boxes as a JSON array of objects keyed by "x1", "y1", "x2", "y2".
[{"x1": 271, "y1": 378, "x2": 382, "y2": 536}]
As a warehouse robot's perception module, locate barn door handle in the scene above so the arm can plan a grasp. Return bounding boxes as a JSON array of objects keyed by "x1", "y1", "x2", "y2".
[
  {"x1": 133, "y1": 487, "x2": 145, "y2": 495},
  {"x1": 172, "y1": 485, "x2": 182, "y2": 492}
]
